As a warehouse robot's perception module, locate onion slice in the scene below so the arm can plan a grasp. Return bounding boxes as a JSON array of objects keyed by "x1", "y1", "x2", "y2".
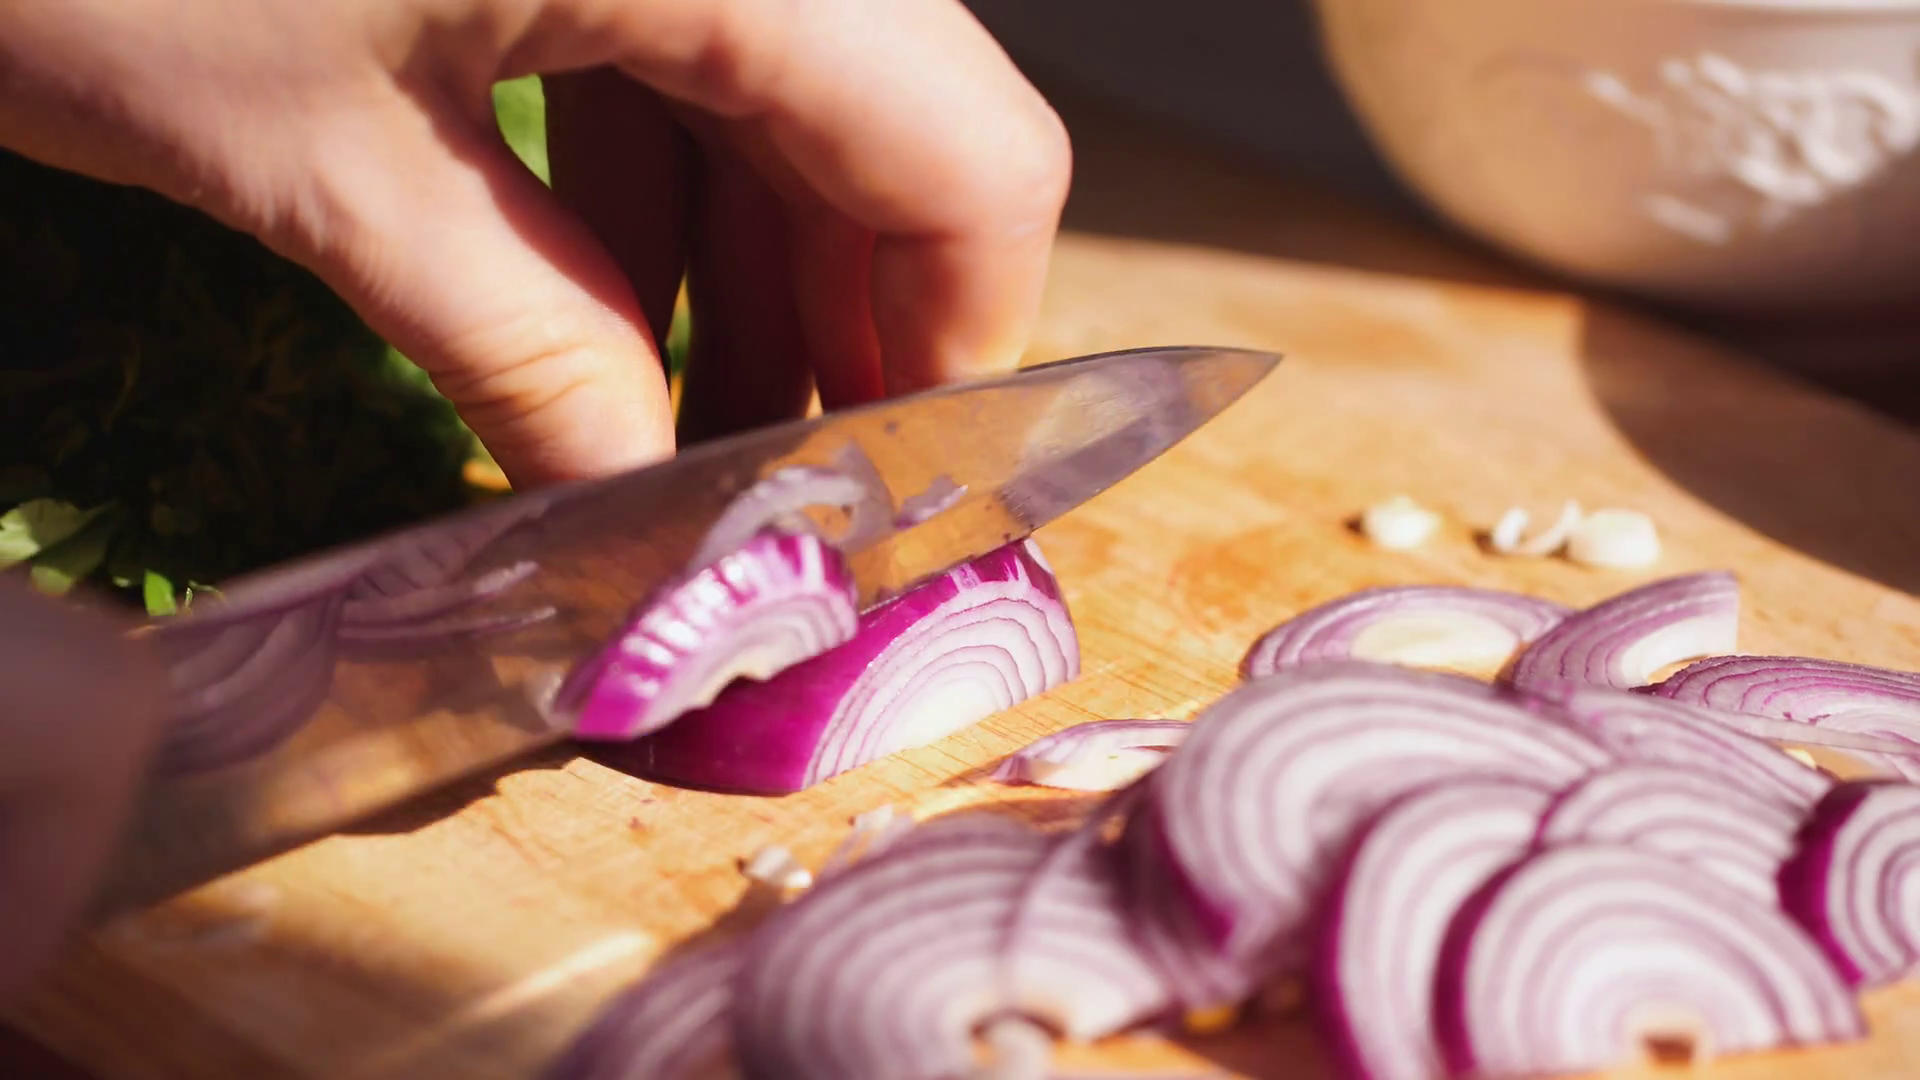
[
  {"x1": 1240, "y1": 586, "x2": 1569, "y2": 680},
  {"x1": 1519, "y1": 681, "x2": 1832, "y2": 809},
  {"x1": 689, "y1": 448, "x2": 892, "y2": 571},
  {"x1": 1505, "y1": 571, "x2": 1739, "y2": 692},
  {"x1": 543, "y1": 942, "x2": 742, "y2": 1080},
  {"x1": 556, "y1": 531, "x2": 859, "y2": 741},
  {"x1": 1534, "y1": 763, "x2": 1798, "y2": 902},
  {"x1": 1317, "y1": 778, "x2": 1553, "y2": 1080},
  {"x1": 1122, "y1": 661, "x2": 1607, "y2": 1006},
  {"x1": 1779, "y1": 780, "x2": 1920, "y2": 987},
  {"x1": 1656, "y1": 655, "x2": 1920, "y2": 780},
  {"x1": 992, "y1": 720, "x2": 1189, "y2": 792},
  {"x1": 1434, "y1": 843, "x2": 1866, "y2": 1076},
  {"x1": 730, "y1": 814, "x2": 1165, "y2": 1080},
  {"x1": 606, "y1": 539, "x2": 1078, "y2": 795},
  {"x1": 895, "y1": 475, "x2": 967, "y2": 528}
]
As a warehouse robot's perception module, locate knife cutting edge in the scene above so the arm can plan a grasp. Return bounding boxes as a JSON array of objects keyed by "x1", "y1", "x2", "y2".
[{"x1": 89, "y1": 344, "x2": 1280, "y2": 919}]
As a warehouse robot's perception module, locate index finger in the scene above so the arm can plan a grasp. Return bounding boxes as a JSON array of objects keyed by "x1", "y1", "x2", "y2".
[{"x1": 530, "y1": 0, "x2": 1071, "y2": 391}]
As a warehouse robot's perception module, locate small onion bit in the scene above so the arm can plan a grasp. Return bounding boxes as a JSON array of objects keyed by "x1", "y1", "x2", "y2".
[
  {"x1": 991, "y1": 720, "x2": 1190, "y2": 792},
  {"x1": 896, "y1": 475, "x2": 968, "y2": 529},
  {"x1": 1565, "y1": 508, "x2": 1662, "y2": 570},
  {"x1": 557, "y1": 531, "x2": 859, "y2": 741},
  {"x1": 1779, "y1": 780, "x2": 1920, "y2": 987},
  {"x1": 543, "y1": 942, "x2": 743, "y2": 1080},
  {"x1": 1487, "y1": 500, "x2": 1582, "y2": 558},
  {"x1": 609, "y1": 538, "x2": 1078, "y2": 795},
  {"x1": 1504, "y1": 570, "x2": 1739, "y2": 694},
  {"x1": 1315, "y1": 778, "x2": 1553, "y2": 1080},
  {"x1": 1358, "y1": 495, "x2": 1441, "y2": 551},
  {"x1": 729, "y1": 814, "x2": 1165, "y2": 1080},
  {"x1": 1433, "y1": 843, "x2": 1865, "y2": 1077},
  {"x1": 1517, "y1": 681, "x2": 1832, "y2": 810},
  {"x1": 1239, "y1": 586, "x2": 1570, "y2": 681},
  {"x1": 1656, "y1": 654, "x2": 1920, "y2": 781},
  {"x1": 1534, "y1": 763, "x2": 1799, "y2": 903},
  {"x1": 1121, "y1": 661, "x2": 1608, "y2": 1007}
]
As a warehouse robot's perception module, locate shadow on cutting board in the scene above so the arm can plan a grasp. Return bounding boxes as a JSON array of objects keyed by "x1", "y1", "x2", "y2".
[
  {"x1": 1027, "y1": 59, "x2": 1920, "y2": 599},
  {"x1": 1576, "y1": 307, "x2": 1920, "y2": 597}
]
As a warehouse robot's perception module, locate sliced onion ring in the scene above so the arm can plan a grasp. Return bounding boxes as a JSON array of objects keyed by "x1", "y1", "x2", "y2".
[
  {"x1": 1779, "y1": 780, "x2": 1920, "y2": 987},
  {"x1": 1317, "y1": 778, "x2": 1553, "y2": 1080},
  {"x1": 992, "y1": 720, "x2": 1189, "y2": 792},
  {"x1": 1435, "y1": 843, "x2": 1866, "y2": 1077},
  {"x1": 1518, "y1": 681, "x2": 1832, "y2": 809},
  {"x1": 1656, "y1": 655, "x2": 1920, "y2": 780},
  {"x1": 1240, "y1": 585, "x2": 1569, "y2": 679},
  {"x1": 1505, "y1": 571, "x2": 1738, "y2": 693},
  {"x1": 1122, "y1": 661, "x2": 1607, "y2": 1007},
  {"x1": 690, "y1": 449, "x2": 892, "y2": 571},
  {"x1": 556, "y1": 530, "x2": 859, "y2": 741},
  {"x1": 1534, "y1": 763, "x2": 1798, "y2": 902},
  {"x1": 601, "y1": 538, "x2": 1078, "y2": 795},
  {"x1": 543, "y1": 942, "x2": 742, "y2": 1080},
  {"x1": 730, "y1": 814, "x2": 1165, "y2": 1080}
]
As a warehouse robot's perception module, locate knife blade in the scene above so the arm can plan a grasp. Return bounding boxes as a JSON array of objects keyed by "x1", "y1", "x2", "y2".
[{"x1": 88, "y1": 344, "x2": 1279, "y2": 919}]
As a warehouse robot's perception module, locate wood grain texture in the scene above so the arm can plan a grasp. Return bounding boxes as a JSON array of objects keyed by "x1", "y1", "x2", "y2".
[{"x1": 11, "y1": 85, "x2": 1920, "y2": 1079}]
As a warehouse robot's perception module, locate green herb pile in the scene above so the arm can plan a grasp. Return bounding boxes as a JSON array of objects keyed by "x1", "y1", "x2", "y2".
[{"x1": 0, "y1": 77, "x2": 688, "y2": 616}]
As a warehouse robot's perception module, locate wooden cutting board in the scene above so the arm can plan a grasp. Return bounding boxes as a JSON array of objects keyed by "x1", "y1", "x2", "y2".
[{"x1": 13, "y1": 87, "x2": 1920, "y2": 1079}]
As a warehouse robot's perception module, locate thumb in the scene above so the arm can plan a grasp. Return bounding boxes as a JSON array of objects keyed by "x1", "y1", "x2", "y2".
[{"x1": 272, "y1": 92, "x2": 676, "y2": 488}]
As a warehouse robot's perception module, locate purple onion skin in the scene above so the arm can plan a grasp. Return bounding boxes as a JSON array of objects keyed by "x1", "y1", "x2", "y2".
[
  {"x1": 558, "y1": 531, "x2": 858, "y2": 741},
  {"x1": 1778, "y1": 780, "x2": 1920, "y2": 988},
  {"x1": 601, "y1": 538, "x2": 1078, "y2": 795}
]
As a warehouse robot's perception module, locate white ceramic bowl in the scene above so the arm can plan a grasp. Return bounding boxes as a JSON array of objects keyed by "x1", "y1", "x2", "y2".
[{"x1": 1313, "y1": 0, "x2": 1920, "y2": 317}]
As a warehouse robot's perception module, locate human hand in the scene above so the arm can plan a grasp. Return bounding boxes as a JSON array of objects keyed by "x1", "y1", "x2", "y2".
[
  {"x1": 0, "y1": 582, "x2": 163, "y2": 1001},
  {"x1": 0, "y1": 0, "x2": 1071, "y2": 487}
]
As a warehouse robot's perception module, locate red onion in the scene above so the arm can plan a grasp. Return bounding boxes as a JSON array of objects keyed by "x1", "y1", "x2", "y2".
[
  {"x1": 1535, "y1": 764, "x2": 1798, "y2": 902},
  {"x1": 1505, "y1": 571, "x2": 1739, "y2": 693},
  {"x1": 1241, "y1": 586, "x2": 1568, "y2": 679},
  {"x1": 1121, "y1": 662, "x2": 1607, "y2": 1006},
  {"x1": 543, "y1": 942, "x2": 742, "y2": 1080},
  {"x1": 1657, "y1": 655, "x2": 1920, "y2": 780},
  {"x1": 1519, "y1": 681, "x2": 1831, "y2": 809},
  {"x1": 1317, "y1": 778, "x2": 1553, "y2": 1080},
  {"x1": 555, "y1": 531, "x2": 859, "y2": 741},
  {"x1": 1779, "y1": 780, "x2": 1920, "y2": 987},
  {"x1": 1435, "y1": 843, "x2": 1865, "y2": 1076},
  {"x1": 603, "y1": 539, "x2": 1078, "y2": 795},
  {"x1": 991, "y1": 720, "x2": 1189, "y2": 792},
  {"x1": 150, "y1": 592, "x2": 345, "y2": 774},
  {"x1": 730, "y1": 814, "x2": 1165, "y2": 1080},
  {"x1": 690, "y1": 447, "x2": 893, "y2": 570}
]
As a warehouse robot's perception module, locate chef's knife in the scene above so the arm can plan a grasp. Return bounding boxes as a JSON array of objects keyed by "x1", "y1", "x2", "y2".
[{"x1": 89, "y1": 345, "x2": 1279, "y2": 919}]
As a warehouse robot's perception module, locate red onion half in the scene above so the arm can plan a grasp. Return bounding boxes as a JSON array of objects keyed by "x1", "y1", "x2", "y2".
[
  {"x1": 991, "y1": 720, "x2": 1190, "y2": 792},
  {"x1": 1435, "y1": 843, "x2": 1865, "y2": 1076},
  {"x1": 1122, "y1": 662, "x2": 1607, "y2": 1006},
  {"x1": 1505, "y1": 571, "x2": 1739, "y2": 693},
  {"x1": 543, "y1": 942, "x2": 742, "y2": 1080},
  {"x1": 730, "y1": 814, "x2": 1166, "y2": 1080},
  {"x1": 1519, "y1": 681, "x2": 1832, "y2": 809},
  {"x1": 1657, "y1": 655, "x2": 1920, "y2": 780},
  {"x1": 1316, "y1": 778, "x2": 1553, "y2": 1080},
  {"x1": 555, "y1": 531, "x2": 859, "y2": 741},
  {"x1": 605, "y1": 538, "x2": 1078, "y2": 795},
  {"x1": 1240, "y1": 586, "x2": 1568, "y2": 679},
  {"x1": 1779, "y1": 780, "x2": 1920, "y2": 987},
  {"x1": 1535, "y1": 763, "x2": 1797, "y2": 903}
]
